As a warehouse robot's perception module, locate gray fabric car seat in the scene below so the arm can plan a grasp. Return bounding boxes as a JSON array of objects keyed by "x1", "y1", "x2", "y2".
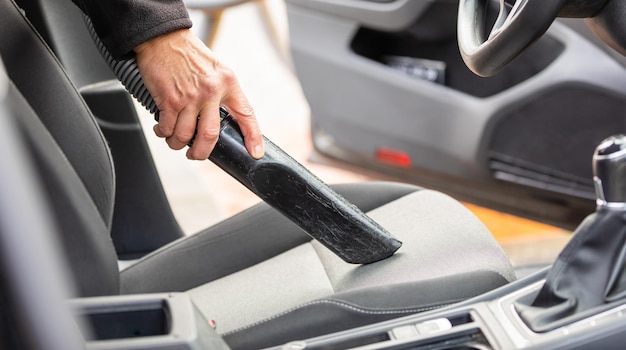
[{"x1": 0, "y1": 0, "x2": 516, "y2": 348}]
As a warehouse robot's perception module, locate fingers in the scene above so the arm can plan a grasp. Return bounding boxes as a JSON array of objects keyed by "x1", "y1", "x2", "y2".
[
  {"x1": 154, "y1": 102, "x2": 264, "y2": 161},
  {"x1": 154, "y1": 107, "x2": 195, "y2": 149},
  {"x1": 153, "y1": 106, "x2": 219, "y2": 160},
  {"x1": 185, "y1": 106, "x2": 220, "y2": 160},
  {"x1": 156, "y1": 78, "x2": 264, "y2": 160},
  {"x1": 223, "y1": 91, "x2": 265, "y2": 159}
]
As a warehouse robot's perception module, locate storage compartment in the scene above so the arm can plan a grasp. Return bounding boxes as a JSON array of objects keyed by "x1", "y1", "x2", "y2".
[
  {"x1": 349, "y1": 2, "x2": 564, "y2": 97},
  {"x1": 82, "y1": 302, "x2": 169, "y2": 341},
  {"x1": 70, "y1": 293, "x2": 230, "y2": 350}
]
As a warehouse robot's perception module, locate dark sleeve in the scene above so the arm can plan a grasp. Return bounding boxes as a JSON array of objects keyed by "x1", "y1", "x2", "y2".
[{"x1": 72, "y1": 0, "x2": 192, "y2": 59}]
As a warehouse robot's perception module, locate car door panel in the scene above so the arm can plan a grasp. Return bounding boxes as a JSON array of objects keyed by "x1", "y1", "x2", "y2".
[{"x1": 286, "y1": 0, "x2": 626, "y2": 228}]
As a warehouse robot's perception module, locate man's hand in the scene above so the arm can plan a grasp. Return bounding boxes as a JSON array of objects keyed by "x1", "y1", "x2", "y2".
[{"x1": 133, "y1": 29, "x2": 264, "y2": 160}]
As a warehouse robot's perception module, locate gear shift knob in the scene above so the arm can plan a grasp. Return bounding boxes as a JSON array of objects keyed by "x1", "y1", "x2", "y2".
[{"x1": 593, "y1": 134, "x2": 626, "y2": 205}]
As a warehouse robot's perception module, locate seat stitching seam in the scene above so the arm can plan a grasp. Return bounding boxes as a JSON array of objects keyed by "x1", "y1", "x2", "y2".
[{"x1": 222, "y1": 299, "x2": 455, "y2": 335}]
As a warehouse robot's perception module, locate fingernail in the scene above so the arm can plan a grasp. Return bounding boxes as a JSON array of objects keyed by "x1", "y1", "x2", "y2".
[{"x1": 254, "y1": 144, "x2": 265, "y2": 159}]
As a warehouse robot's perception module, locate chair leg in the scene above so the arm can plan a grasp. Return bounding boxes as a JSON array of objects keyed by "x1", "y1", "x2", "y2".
[
  {"x1": 256, "y1": 0, "x2": 290, "y2": 63},
  {"x1": 199, "y1": 0, "x2": 289, "y2": 62},
  {"x1": 204, "y1": 8, "x2": 226, "y2": 48}
]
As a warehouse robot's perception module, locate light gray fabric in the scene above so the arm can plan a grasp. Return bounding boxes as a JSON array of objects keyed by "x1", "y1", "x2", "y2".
[
  {"x1": 312, "y1": 190, "x2": 516, "y2": 291},
  {"x1": 187, "y1": 244, "x2": 335, "y2": 333},
  {"x1": 187, "y1": 190, "x2": 514, "y2": 335}
]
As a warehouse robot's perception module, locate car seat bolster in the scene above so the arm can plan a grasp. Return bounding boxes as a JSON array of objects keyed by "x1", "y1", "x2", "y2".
[
  {"x1": 221, "y1": 270, "x2": 508, "y2": 350},
  {"x1": 0, "y1": 0, "x2": 115, "y2": 227},
  {"x1": 119, "y1": 202, "x2": 313, "y2": 293},
  {"x1": 8, "y1": 81, "x2": 119, "y2": 296},
  {"x1": 327, "y1": 270, "x2": 510, "y2": 310}
]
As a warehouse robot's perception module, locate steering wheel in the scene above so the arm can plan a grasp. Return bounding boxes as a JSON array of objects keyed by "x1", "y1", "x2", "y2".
[{"x1": 457, "y1": 0, "x2": 566, "y2": 77}]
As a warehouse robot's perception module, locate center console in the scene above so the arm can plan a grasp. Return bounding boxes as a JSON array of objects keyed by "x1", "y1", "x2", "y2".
[{"x1": 275, "y1": 271, "x2": 626, "y2": 350}]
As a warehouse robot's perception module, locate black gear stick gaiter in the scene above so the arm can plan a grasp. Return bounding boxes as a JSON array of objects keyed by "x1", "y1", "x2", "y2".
[
  {"x1": 516, "y1": 208, "x2": 626, "y2": 332},
  {"x1": 516, "y1": 135, "x2": 626, "y2": 332}
]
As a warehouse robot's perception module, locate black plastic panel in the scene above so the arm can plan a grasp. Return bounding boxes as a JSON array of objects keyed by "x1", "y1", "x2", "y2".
[
  {"x1": 85, "y1": 308, "x2": 168, "y2": 340},
  {"x1": 350, "y1": 2, "x2": 564, "y2": 97},
  {"x1": 486, "y1": 83, "x2": 626, "y2": 199}
]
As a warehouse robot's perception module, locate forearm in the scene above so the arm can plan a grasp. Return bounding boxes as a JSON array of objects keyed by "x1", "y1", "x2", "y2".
[{"x1": 71, "y1": 0, "x2": 192, "y2": 59}]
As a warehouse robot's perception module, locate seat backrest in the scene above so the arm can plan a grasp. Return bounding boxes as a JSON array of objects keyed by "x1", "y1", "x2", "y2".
[{"x1": 0, "y1": 0, "x2": 119, "y2": 296}]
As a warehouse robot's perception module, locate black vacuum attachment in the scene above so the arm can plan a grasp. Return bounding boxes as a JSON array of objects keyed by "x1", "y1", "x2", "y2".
[
  {"x1": 210, "y1": 108, "x2": 401, "y2": 263},
  {"x1": 84, "y1": 17, "x2": 401, "y2": 264}
]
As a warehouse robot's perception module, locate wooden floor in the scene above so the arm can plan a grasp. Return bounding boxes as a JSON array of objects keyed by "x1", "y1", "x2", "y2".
[{"x1": 464, "y1": 204, "x2": 570, "y2": 266}]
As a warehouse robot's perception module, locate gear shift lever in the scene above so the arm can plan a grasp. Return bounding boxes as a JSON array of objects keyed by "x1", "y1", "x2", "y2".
[
  {"x1": 594, "y1": 135, "x2": 626, "y2": 205},
  {"x1": 516, "y1": 134, "x2": 626, "y2": 332}
]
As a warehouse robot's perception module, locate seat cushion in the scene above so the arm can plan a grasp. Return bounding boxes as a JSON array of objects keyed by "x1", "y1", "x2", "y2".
[
  {"x1": 119, "y1": 182, "x2": 424, "y2": 293},
  {"x1": 186, "y1": 189, "x2": 514, "y2": 348}
]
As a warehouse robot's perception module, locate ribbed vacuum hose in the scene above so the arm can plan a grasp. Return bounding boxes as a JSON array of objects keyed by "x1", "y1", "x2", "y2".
[{"x1": 84, "y1": 16, "x2": 159, "y2": 118}]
